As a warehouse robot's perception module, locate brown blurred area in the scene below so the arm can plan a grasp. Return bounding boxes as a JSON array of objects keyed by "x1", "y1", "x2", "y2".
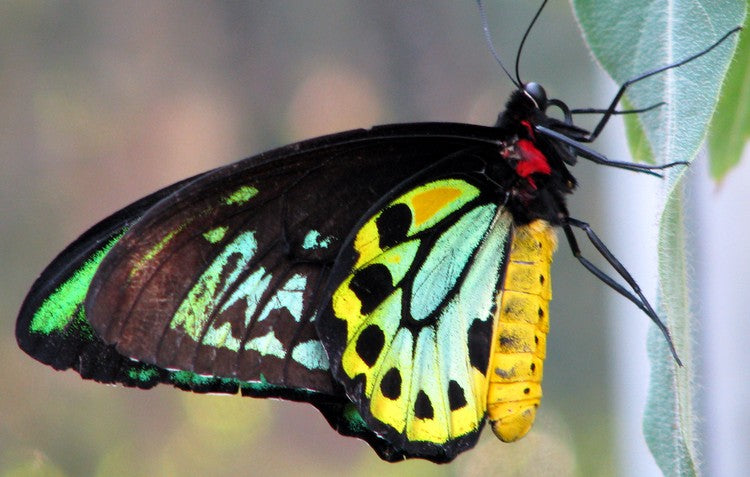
[{"x1": 0, "y1": 2, "x2": 620, "y2": 476}]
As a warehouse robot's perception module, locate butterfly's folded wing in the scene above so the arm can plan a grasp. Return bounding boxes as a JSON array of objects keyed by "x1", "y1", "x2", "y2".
[
  {"x1": 15, "y1": 175, "x2": 213, "y2": 389},
  {"x1": 17, "y1": 123, "x2": 508, "y2": 462},
  {"x1": 84, "y1": 124, "x2": 501, "y2": 393}
]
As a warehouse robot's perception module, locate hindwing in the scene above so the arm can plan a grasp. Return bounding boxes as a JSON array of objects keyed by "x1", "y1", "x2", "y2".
[{"x1": 319, "y1": 178, "x2": 514, "y2": 461}]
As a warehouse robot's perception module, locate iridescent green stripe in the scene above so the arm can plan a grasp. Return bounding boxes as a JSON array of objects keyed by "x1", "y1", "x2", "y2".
[
  {"x1": 245, "y1": 330, "x2": 285, "y2": 358},
  {"x1": 302, "y1": 230, "x2": 333, "y2": 250},
  {"x1": 410, "y1": 204, "x2": 497, "y2": 321},
  {"x1": 170, "y1": 231, "x2": 258, "y2": 339},
  {"x1": 131, "y1": 224, "x2": 187, "y2": 278},
  {"x1": 203, "y1": 226, "x2": 228, "y2": 243},
  {"x1": 30, "y1": 230, "x2": 125, "y2": 334},
  {"x1": 291, "y1": 340, "x2": 330, "y2": 371},
  {"x1": 257, "y1": 273, "x2": 307, "y2": 322},
  {"x1": 224, "y1": 185, "x2": 258, "y2": 205},
  {"x1": 220, "y1": 268, "x2": 272, "y2": 326}
]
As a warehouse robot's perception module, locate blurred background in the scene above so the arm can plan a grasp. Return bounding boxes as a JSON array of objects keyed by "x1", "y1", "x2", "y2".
[{"x1": 1, "y1": 1, "x2": 747, "y2": 476}]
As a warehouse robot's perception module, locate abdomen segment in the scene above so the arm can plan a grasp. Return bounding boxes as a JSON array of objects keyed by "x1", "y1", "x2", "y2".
[{"x1": 487, "y1": 220, "x2": 556, "y2": 442}]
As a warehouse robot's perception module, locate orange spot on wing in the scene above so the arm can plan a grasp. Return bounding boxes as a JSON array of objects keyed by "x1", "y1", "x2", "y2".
[{"x1": 411, "y1": 187, "x2": 462, "y2": 226}]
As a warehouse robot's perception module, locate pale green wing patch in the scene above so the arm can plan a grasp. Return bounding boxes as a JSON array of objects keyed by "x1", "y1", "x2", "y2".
[{"x1": 322, "y1": 178, "x2": 514, "y2": 460}]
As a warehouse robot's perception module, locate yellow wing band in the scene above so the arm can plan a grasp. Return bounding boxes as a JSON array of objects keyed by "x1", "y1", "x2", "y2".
[{"x1": 486, "y1": 220, "x2": 557, "y2": 442}]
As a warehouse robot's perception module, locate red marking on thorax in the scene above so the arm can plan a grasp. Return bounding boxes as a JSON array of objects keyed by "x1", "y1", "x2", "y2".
[
  {"x1": 501, "y1": 120, "x2": 551, "y2": 189},
  {"x1": 521, "y1": 120, "x2": 536, "y2": 139},
  {"x1": 516, "y1": 139, "x2": 551, "y2": 178}
]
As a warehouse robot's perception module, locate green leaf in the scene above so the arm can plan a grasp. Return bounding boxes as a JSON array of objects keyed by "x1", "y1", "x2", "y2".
[
  {"x1": 644, "y1": 182, "x2": 698, "y2": 475},
  {"x1": 622, "y1": 97, "x2": 656, "y2": 164},
  {"x1": 573, "y1": 1, "x2": 745, "y2": 475},
  {"x1": 708, "y1": 27, "x2": 750, "y2": 181}
]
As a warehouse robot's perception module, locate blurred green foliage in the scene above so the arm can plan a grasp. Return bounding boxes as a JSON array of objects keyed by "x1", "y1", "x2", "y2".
[{"x1": 709, "y1": 26, "x2": 750, "y2": 181}]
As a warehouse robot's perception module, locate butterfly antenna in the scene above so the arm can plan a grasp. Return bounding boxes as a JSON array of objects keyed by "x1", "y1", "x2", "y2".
[
  {"x1": 515, "y1": 0, "x2": 549, "y2": 86},
  {"x1": 477, "y1": 0, "x2": 519, "y2": 88}
]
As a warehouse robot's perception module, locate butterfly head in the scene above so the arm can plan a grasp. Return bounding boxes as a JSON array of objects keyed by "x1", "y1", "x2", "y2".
[
  {"x1": 522, "y1": 82, "x2": 547, "y2": 110},
  {"x1": 495, "y1": 85, "x2": 549, "y2": 133}
]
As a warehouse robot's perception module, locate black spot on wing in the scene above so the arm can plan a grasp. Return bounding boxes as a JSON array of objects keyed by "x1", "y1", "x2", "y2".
[
  {"x1": 414, "y1": 390, "x2": 434, "y2": 419},
  {"x1": 376, "y1": 203, "x2": 412, "y2": 249},
  {"x1": 467, "y1": 318, "x2": 492, "y2": 373},
  {"x1": 356, "y1": 324, "x2": 385, "y2": 367},
  {"x1": 380, "y1": 367, "x2": 402, "y2": 400},
  {"x1": 448, "y1": 380, "x2": 467, "y2": 411},
  {"x1": 349, "y1": 264, "x2": 393, "y2": 315}
]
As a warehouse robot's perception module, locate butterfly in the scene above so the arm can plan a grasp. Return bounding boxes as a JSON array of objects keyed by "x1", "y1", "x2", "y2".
[{"x1": 15, "y1": 0, "x2": 739, "y2": 464}]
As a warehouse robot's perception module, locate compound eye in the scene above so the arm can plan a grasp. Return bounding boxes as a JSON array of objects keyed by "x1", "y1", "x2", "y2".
[{"x1": 523, "y1": 82, "x2": 547, "y2": 109}]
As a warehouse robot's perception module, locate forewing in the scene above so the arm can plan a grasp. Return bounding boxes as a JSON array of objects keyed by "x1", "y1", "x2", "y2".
[
  {"x1": 15, "y1": 182, "x2": 402, "y2": 454},
  {"x1": 15, "y1": 176, "x2": 201, "y2": 388},
  {"x1": 16, "y1": 174, "x2": 280, "y2": 394},
  {"x1": 84, "y1": 124, "x2": 502, "y2": 397},
  {"x1": 318, "y1": 177, "x2": 514, "y2": 462}
]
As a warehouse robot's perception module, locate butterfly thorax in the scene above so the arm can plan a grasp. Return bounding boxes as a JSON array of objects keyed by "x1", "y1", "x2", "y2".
[{"x1": 491, "y1": 89, "x2": 577, "y2": 227}]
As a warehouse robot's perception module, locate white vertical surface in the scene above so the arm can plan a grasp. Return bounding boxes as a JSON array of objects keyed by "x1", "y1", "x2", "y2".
[
  {"x1": 603, "y1": 99, "x2": 750, "y2": 475},
  {"x1": 694, "y1": 147, "x2": 750, "y2": 477},
  {"x1": 603, "y1": 127, "x2": 663, "y2": 477},
  {"x1": 595, "y1": 77, "x2": 662, "y2": 476}
]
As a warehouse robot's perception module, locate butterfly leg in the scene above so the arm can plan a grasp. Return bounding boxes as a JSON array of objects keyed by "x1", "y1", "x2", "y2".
[
  {"x1": 577, "y1": 27, "x2": 740, "y2": 143},
  {"x1": 563, "y1": 218, "x2": 681, "y2": 365},
  {"x1": 571, "y1": 102, "x2": 664, "y2": 116},
  {"x1": 535, "y1": 125, "x2": 686, "y2": 175}
]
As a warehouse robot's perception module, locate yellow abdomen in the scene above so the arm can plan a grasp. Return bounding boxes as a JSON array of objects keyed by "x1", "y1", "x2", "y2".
[{"x1": 486, "y1": 220, "x2": 557, "y2": 442}]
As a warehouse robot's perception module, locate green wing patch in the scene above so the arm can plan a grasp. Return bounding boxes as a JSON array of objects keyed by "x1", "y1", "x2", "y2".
[
  {"x1": 320, "y1": 178, "x2": 514, "y2": 460},
  {"x1": 15, "y1": 218, "x2": 405, "y2": 461}
]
